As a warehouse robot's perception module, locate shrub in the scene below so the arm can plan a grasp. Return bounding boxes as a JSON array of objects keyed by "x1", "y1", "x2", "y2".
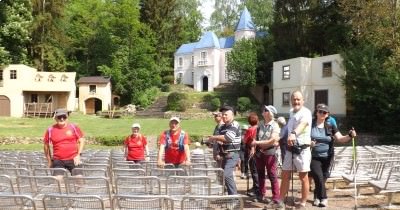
[
  {"x1": 202, "y1": 94, "x2": 214, "y2": 102},
  {"x1": 135, "y1": 87, "x2": 160, "y2": 108},
  {"x1": 210, "y1": 98, "x2": 221, "y2": 111},
  {"x1": 237, "y1": 97, "x2": 251, "y2": 112},
  {"x1": 160, "y1": 84, "x2": 171, "y2": 92},
  {"x1": 95, "y1": 136, "x2": 125, "y2": 146},
  {"x1": 163, "y1": 75, "x2": 174, "y2": 84},
  {"x1": 167, "y1": 92, "x2": 189, "y2": 111}
]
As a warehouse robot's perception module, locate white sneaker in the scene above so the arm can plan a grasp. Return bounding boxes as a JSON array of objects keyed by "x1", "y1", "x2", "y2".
[
  {"x1": 319, "y1": 199, "x2": 328, "y2": 207},
  {"x1": 240, "y1": 173, "x2": 246, "y2": 179},
  {"x1": 313, "y1": 199, "x2": 320, "y2": 206}
]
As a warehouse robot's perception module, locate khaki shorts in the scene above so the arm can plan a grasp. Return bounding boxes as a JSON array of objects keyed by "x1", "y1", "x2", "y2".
[{"x1": 282, "y1": 147, "x2": 311, "y2": 172}]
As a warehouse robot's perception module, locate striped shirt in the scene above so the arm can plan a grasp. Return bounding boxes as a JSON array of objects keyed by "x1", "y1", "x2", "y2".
[{"x1": 218, "y1": 120, "x2": 241, "y2": 152}]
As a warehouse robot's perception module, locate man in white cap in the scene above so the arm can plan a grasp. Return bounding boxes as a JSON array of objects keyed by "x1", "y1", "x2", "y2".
[
  {"x1": 43, "y1": 108, "x2": 85, "y2": 179},
  {"x1": 157, "y1": 117, "x2": 191, "y2": 167},
  {"x1": 123, "y1": 123, "x2": 149, "y2": 163},
  {"x1": 251, "y1": 105, "x2": 281, "y2": 204}
]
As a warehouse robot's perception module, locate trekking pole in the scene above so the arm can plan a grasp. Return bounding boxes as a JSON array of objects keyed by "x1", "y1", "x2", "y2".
[
  {"x1": 352, "y1": 129, "x2": 357, "y2": 209},
  {"x1": 291, "y1": 149, "x2": 295, "y2": 206}
]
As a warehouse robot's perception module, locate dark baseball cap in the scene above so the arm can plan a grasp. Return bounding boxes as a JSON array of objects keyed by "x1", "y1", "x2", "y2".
[
  {"x1": 219, "y1": 106, "x2": 234, "y2": 113},
  {"x1": 54, "y1": 108, "x2": 69, "y2": 117}
]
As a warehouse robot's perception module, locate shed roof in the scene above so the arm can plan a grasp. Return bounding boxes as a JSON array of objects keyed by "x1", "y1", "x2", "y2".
[{"x1": 77, "y1": 76, "x2": 110, "y2": 84}]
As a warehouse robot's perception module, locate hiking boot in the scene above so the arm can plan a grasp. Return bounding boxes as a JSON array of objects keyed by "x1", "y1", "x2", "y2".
[
  {"x1": 319, "y1": 199, "x2": 328, "y2": 207},
  {"x1": 247, "y1": 191, "x2": 256, "y2": 197},
  {"x1": 255, "y1": 196, "x2": 271, "y2": 204},
  {"x1": 313, "y1": 198, "x2": 320, "y2": 206}
]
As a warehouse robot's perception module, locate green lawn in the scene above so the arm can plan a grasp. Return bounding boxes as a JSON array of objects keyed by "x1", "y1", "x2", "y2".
[{"x1": 0, "y1": 113, "x2": 246, "y2": 138}]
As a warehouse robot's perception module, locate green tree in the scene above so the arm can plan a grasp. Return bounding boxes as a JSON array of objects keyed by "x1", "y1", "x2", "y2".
[
  {"x1": 208, "y1": 0, "x2": 241, "y2": 37},
  {"x1": 244, "y1": 0, "x2": 274, "y2": 31},
  {"x1": 30, "y1": 0, "x2": 67, "y2": 71},
  {"x1": 175, "y1": 0, "x2": 203, "y2": 43},
  {"x1": 0, "y1": 0, "x2": 32, "y2": 64},
  {"x1": 227, "y1": 39, "x2": 257, "y2": 88}
]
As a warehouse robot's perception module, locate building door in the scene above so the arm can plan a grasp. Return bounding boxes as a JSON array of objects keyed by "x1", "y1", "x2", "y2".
[
  {"x1": 85, "y1": 98, "x2": 102, "y2": 114},
  {"x1": 315, "y1": 90, "x2": 328, "y2": 108},
  {"x1": 202, "y1": 76, "x2": 208, "y2": 91},
  {"x1": 0, "y1": 95, "x2": 10, "y2": 116}
]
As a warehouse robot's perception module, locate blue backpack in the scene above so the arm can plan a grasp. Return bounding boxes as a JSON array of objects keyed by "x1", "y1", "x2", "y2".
[{"x1": 164, "y1": 130, "x2": 185, "y2": 151}]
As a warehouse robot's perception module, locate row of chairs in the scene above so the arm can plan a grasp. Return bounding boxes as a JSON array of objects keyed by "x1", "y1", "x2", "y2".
[
  {"x1": 327, "y1": 145, "x2": 400, "y2": 208},
  {"x1": 0, "y1": 194, "x2": 244, "y2": 210}
]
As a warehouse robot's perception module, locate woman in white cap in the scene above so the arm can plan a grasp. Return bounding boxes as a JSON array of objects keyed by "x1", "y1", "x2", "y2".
[{"x1": 123, "y1": 123, "x2": 149, "y2": 163}]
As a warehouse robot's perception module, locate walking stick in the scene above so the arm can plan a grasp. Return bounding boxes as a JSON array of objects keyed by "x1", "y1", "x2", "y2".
[{"x1": 352, "y1": 132, "x2": 357, "y2": 209}]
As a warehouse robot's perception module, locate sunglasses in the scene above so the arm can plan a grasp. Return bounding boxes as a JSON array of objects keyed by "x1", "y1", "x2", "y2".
[
  {"x1": 56, "y1": 115, "x2": 67, "y2": 120},
  {"x1": 317, "y1": 110, "x2": 328, "y2": 115},
  {"x1": 264, "y1": 109, "x2": 270, "y2": 113}
]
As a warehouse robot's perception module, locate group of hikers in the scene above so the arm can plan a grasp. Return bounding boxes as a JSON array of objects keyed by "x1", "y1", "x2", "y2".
[{"x1": 43, "y1": 90, "x2": 357, "y2": 209}]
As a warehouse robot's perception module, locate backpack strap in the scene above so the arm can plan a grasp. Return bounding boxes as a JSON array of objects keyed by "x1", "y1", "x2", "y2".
[{"x1": 164, "y1": 130, "x2": 185, "y2": 151}]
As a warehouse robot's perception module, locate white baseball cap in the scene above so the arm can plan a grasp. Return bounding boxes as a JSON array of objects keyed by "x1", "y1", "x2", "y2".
[
  {"x1": 131, "y1": 123, "x2": 141, "y2": 129},
  {"x1": 169, "y1": 116, "x2": 180, "y2": 123}
]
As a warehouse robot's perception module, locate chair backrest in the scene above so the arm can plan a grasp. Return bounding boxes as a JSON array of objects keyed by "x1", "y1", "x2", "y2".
[
  {"x1": 112, "y1": 168, "x2": 146, "y2": 178},
  {"x1": 112, "y1": 195, "x2": 173, "y2": 210},
  {"x1": 33, "y1": 168, "x2": 69, "y2": 177},
  {"x1": 180, "y1": 195, "x2": 243, "y2": 210},
  {"x1": 16, "y1": 175, "x2": 63, "y2": 196},
  {"x1": 0, "y1": 175, "x2": 15, "y2": 194},
  {"x1": 115, "y1": 176, "x2": 161, "y2": 195},
  {"x1": 166, "y1": 176, "x2": 211, "y2": 196},
  {"x1": 72, "y1": 168, "x2": 108, "y2": 177},
  {"x1": 384, "y1": 165, "x2": 400, "y2": 189},
  {"x1": 150, "y1": 168, "x2": 187, "y2": 177},
  {"x1": 65, "y1": 176, "x2": 111, "y2": 201},
  {"x1": 190, "y1": 168, "x2": 224, "y2": 195},
  {"x1": 43, "y1": 194, "x2": 105, "y2": 210},
  {"x1": 0, "y1": 194, "x2": 36, "y2": 210}
]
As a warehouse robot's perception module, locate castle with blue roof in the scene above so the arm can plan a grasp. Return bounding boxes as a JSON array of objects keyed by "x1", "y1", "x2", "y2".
[{"x1": 174, "y1": 7, "x2": 258, "y2": 92}]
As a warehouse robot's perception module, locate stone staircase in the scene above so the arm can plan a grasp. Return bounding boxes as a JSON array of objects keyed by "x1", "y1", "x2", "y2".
[{"x1": 135, "y1": 96, "x2": 167, "y2": 118}]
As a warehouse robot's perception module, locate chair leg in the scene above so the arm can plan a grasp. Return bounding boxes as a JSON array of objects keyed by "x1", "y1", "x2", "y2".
[{"x1": 387, "y1": 192, "x2": 393, "y2": 206}]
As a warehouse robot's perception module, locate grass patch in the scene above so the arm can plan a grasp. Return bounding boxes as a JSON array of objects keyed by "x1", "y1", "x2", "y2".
[{"x1": 0, "y1": 113, "x2": 248, "y2": 138}]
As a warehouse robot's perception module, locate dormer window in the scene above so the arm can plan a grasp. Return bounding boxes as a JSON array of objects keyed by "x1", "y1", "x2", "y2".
[
  {"x1": 61, "y1": 74, "x2": 68, "y2": 82},
  {"x1": 35, "y1": 74, "x2": 43, "y2": 82},
  {"x1": 48, "y1": 74, "x2": 56, "y2": 82}
]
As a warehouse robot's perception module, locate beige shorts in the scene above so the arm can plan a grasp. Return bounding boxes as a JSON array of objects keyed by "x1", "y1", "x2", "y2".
[{"x1": 282, "y1": 147, "x2": 311, "y2": 172}]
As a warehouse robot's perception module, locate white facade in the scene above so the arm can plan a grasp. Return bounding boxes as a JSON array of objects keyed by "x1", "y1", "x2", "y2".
[
  {"x1": 272, "y1": 54, "x2": 346, "y2": 115},
  {"x1": 174, "y1": 7, "x2": 256, "y2": 92},
  {"x1": 0, "y1": 64, "x2": 76, "y2": 117}
]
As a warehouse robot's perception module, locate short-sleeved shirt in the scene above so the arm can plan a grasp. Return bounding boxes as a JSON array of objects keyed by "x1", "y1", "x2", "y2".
[
  {"x1": 124, "y1": 134, "x2": 147, "y2": 160},
  {"x1": 311, "y1": 123, "x2": 339, "y2": 157},
  {"x1": 43, "y1": 123, "x2": 84, "y2": 160},
  {"x1": 256, "y1": 120, "x2": 281, "y2": 155},
  {"x1": 218, "y1": 120, "x2": 241, "y2": 152},
  {"x1": 159, "y1": 129, "x2": 189, "y2": 164},
  {"x1": 287, "y1": 106, "x2": 312, "y2": 145}
]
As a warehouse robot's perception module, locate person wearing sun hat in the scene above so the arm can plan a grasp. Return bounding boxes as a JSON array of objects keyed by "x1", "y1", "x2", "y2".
[
  {"x1": 250, "y1": 105, "x2": 281, "y2": 204},
  {"x1": 123, "y1": 123, "x2": 149, "y2": 163},
  {"x1": 43, "y1": 108, "x2": 85, "y2": 179},
  {"x1": 157, "y1": 116, "x2": 191, "y2": 168}
]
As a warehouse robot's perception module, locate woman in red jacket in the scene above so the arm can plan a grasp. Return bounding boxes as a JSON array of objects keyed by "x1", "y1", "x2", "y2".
[{"x1": 124, "y1": 123, "x2": 149, "y2": 163}]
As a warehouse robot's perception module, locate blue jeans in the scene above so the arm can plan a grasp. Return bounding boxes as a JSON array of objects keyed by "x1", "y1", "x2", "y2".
[{"x1": 222, "y1": 152, "x2": 239, "y2": 195}]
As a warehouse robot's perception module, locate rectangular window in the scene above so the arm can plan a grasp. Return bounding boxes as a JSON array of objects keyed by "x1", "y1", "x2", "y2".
[
  {"x1": 89, "y1": 85, "x2": 96, "y2": 94},
  {"x1": 178, "y1": 57, "x2": 183, "y2": 66},
  {"x1": 10, "y1": 70, "x2": 17, "y2": 79},
  {"x1": 315, "y1": 90, "x2": 328, "y2": 108},
  {"x1": 0, "y1": 70, "x2": 3, "y2": 87},
  {"x1": 191, "y1": 72, "x2": 194, "y2": 83},
  {"x1": 282, "y1": 65, "x2": 290, "y2": 80},
  {"x1": 31, "y1": 94, "x2": 38, "y2": 103},
  {"x1": 201, "y1": 51, "x2": 207, "y2": 60},
  {"x1": 322, "y1": 62, "x2": 332, "y2": 77},
  {"x1": 282, "y1": 92, "x2": 290, "y2": 106},
  {"x1": 191, "y1": 56, "x2": 194, "y2": 66}
]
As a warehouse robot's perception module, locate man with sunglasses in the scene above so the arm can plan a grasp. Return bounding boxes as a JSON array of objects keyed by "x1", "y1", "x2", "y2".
[{"x1": 43, "y1": 108, "x2": 85, "y2": 178}]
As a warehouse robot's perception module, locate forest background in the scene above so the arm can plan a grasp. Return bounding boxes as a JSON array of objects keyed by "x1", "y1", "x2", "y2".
[{"x1": 0, "y1": 0, "x2": 400, "y2": 138}]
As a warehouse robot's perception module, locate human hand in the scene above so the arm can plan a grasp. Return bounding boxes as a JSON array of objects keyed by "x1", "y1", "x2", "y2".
[
  {"x1": 157, "y1": 160, "x2": 165, "y2": 168},
  {"x1": 73, "y1": 155, "x2": 81, "y2": 166},
  {"x1": 349, "y1": 127, "x2": 357, "y2": 138},
  {"x1": 287, "y1": 134, "x2": 296, "y2": 147}
]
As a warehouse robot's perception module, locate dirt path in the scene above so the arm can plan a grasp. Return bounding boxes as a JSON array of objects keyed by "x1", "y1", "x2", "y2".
[{"x1": 233, "y1": 169, "x2": 400, "y2": 210}]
